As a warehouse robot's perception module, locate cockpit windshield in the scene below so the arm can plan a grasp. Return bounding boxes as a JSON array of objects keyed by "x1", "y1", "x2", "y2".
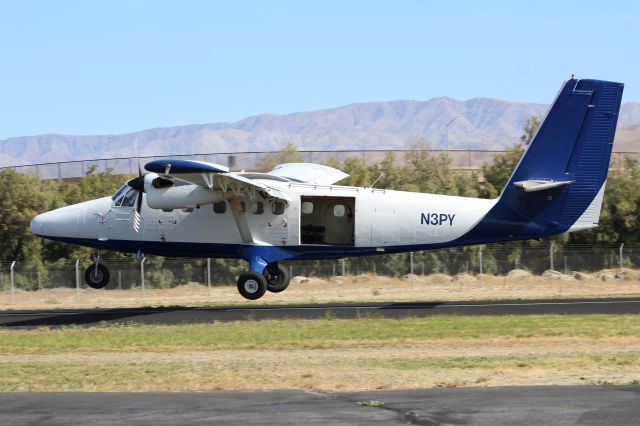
[
  {"x1": 112, "y1": 185, "x2": 138, "y2": 208},
  {"x1": 112, "y1": 184, "x2": 129, "y2": 201}
]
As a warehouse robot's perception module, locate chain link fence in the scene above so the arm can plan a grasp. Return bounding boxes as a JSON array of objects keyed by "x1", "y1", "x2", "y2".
[
  {"x1": 0, "y1": 244, "x2": 636, "y2": 293},
  {"x1": 4, "y1": 150, "x2": 640, "y2": 179}
]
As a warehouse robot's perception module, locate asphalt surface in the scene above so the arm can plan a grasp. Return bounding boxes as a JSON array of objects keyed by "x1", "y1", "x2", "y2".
[
  {"x1": 1, "y1": 297, "x2": 640, "y2": 327},
  {"x1": 1, "y1": 386, "x2": 639, "y2": 425}
]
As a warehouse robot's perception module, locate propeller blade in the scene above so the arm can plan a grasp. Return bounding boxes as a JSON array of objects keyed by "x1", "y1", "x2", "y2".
[
  {"x1": 131, "y1": 138, "x2": 144, "y2": 233},
  {"x1": 133, "y1": 191, "x2": 143, "y2": 233},
  {"x1": 134, "y1": 137, "x2": 141, "y2": 177},
  {"x1": 127, "y1": 175, "x2": 145, "y2": 192}
]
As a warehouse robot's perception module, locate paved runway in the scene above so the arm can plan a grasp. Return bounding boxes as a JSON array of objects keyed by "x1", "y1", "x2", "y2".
[
  {"x1": 1, "y1": 386, "x2": 639, "y2": 425},
  {"x1": 2, "y1": 297, "x2": 640, "y2": 327}
]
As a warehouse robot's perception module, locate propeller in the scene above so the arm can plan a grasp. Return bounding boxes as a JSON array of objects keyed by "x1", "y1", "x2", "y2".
[{"x1": 127, "y1": 140, "x2": 144, "y2": 232}]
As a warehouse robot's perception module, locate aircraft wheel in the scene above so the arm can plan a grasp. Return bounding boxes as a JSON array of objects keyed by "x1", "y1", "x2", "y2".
[
  {"x1": 237, "y1": 271, "x2": 267, "y2": 300},
  {"x1": 264, "y1": 264, "x2": 290, "y2": 293},
  {"x1": 85, "y1": 264, "x2": 110, "y2": 289}
]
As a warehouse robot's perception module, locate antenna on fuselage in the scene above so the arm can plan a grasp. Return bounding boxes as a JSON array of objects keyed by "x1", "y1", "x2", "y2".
[{"x1": 369, "y1": 173, "x2": 384, "y2": 189}]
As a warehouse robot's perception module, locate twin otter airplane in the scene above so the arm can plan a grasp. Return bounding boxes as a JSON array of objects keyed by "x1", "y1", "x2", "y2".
[{"x1": 31, "y1": 78, "x2": 624, "y2": 299}]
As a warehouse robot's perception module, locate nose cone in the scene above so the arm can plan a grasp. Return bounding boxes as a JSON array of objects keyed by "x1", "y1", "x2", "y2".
[
  {"x1": 30, "y1": 206, "x2": 81, "y2": 238},
  {"x1": 30, "y1": 213, "x2": 47, "y2": 236}
]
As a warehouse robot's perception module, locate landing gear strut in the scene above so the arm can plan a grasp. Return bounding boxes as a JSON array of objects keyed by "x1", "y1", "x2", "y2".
[
  {"x1": 236, "y1": 262, "x2": 291, "y2": 300},
  {"x1": 85, "y1": 255, "x2": 110, "y2": 289}
]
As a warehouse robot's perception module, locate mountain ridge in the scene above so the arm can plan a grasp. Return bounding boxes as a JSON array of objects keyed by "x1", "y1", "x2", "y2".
[{"x1": 1, "y1": 98, "x2": 638, "y2": 167}]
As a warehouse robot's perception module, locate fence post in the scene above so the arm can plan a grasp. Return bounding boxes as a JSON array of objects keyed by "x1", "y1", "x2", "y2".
[
  {"x1": 10, "y1": 261, "x2": 16, "y2": 305},
  {"x1": 118, "y1": 270, "x2": 122, "y2": 290},
  {"x1": 550, "y1": 244, "x2": 554, "y2": 271},
  {"x1": 207, "y1": 258, "x2": 211, "y2": 296},
  {"x1": 341, "y1": 259, "x2": 346, "y2": 277},
  {"x1": 75, "y1": 259, "x2": 80, "y2": 302},
  {"x1": 140, "y1": 257, "x2": 146, "y2": 297},
  {"x1": 409, "y1": 252, "x2": 414, "y2": 275},
  {"x1": 620, "y1": 243, "x2": 624, "y2": 281},
  {"x1": 478, "y1": 246, "x2": 483, "y2": 282}
]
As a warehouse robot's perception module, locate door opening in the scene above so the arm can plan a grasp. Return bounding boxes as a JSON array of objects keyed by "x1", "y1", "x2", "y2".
[{"x1": 300, "y1": 196, "x2": 355, "y2": 245}]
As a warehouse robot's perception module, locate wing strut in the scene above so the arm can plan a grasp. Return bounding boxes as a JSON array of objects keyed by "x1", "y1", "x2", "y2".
[{"x1": 228, "y1": 198, "x2": 254, "y2": 244}]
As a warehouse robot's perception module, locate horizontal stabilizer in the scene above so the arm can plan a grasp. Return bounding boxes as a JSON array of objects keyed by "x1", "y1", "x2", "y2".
[{"x1": 513, "y1": 179, "x2": 574, "y2": 192}]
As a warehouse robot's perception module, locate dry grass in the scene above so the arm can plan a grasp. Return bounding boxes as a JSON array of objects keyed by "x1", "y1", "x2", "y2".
[
  {"x1": 1, "y1": 269, "x2": 639, "y2": 310},
  {"x1": 1, "y1": 315, "x2": 640, "y2": 391},
  {"x1": 2, "y1": 271, "x2": 639, "y2": 392}
]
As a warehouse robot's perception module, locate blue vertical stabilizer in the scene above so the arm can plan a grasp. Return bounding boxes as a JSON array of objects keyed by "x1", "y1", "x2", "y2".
[{"x1": 462, "y1": 78, "x2": 624, "y2": 243}]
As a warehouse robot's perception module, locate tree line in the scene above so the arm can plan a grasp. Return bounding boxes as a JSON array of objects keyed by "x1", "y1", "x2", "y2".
[{"x1": 1, "y1": 115, "x2": 638, "y2": 280}]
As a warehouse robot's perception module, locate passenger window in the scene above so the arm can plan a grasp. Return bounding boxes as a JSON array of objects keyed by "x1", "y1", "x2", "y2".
[
  {"x1": 252, "y1": 202, "x2": 264, "y2": 214},
  {"x1": 120, "y1": 188, "x2": 138, "y2": 207},
  {"x1": 213, "y1": 201, "x2": 226, "y2": 214},
  {"x1": 272, "y1": 201, "x2": 285, "y2": 215},
  {"x1": 114, "y1": 194, "x2": 125, "y2": 207},
  {"x1": 302, "y1": 201, "x2": 314, "y2": 214},
  {"x1": 333, "y1": 204, "x2": 346, "y2": 217}
]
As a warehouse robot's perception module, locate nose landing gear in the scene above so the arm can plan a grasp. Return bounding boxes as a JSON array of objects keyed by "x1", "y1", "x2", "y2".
[{"x1": 85, "y1": 255, "x2": 110, "y2": 289}]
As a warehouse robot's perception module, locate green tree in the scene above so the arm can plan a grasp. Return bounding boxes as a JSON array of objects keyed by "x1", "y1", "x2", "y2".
[
  {"x1": 256, "y1": 141, "x2": 304, "y2": 172},
  {"x1": 570, "y1": 157, "x2": 640, "y2": 245},
  {"x1": 479, "y1": 145, "x2": 524, "y2": 198},
  {"x1": 404, "y1": 140, "x2": 480, "y2": 196},
  {"x1": 0, "y1": 170, "x2": 60, "y2": 266},
  {"x1": 480, "y1": 115, "x2": 542, "y2": 198},
  {"x1": 62, "y1": 165, "x2": 126, "y2": 205},
  {"x1": 520, "y1": 115, "x2": 542, "y2": 145},
  {"x1": 324, "y1": 155, "x2": 375, "y2": 187}
]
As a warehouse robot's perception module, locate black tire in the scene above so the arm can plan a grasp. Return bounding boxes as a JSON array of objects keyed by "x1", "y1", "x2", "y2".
[
  {"x1": 264, "y1": 264, "x2": 291, "y2": 293},
  {"x1": 237, "y1": 271, "x2": 267, "y2": 300},
  {"x1": 85, "y1": 264, "x2": 110, "y2": 289}
]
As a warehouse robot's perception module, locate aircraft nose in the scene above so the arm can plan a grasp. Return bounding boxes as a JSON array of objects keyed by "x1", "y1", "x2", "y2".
[
  {"x1": 30, "y1": 206, "x2": 81, "y2": 237},
  {"x1": 30, "y1": 213, "x2": 47, "y2": 236}
]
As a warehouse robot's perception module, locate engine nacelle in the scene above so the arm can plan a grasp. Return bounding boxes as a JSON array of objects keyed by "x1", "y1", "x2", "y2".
[{"x1": 143, "y1": 173, "x2": 224, "y2": 209}]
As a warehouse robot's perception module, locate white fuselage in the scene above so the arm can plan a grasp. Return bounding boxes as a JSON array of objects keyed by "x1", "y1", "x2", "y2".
[{"x1": 32, "y1": 179, "x2": 497, "y2": 253}]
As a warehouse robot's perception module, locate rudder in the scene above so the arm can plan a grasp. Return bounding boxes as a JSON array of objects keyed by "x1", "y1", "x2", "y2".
[{"x1": 462, "y1": 78, "x2": 624, "y2": 244}]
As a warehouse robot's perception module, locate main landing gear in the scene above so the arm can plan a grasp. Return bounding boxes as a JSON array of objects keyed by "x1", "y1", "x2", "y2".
[
  {"x1": 85, "y1": 255, "x2": 110, "y2": 289},
  {"x1": 237, "y1": 263, "x2": 291, "y2": 300}
]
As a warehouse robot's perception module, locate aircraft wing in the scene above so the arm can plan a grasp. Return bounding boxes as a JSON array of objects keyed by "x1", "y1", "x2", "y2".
[
  {"x1": 144, "y1": 159, "x2": 292, "y2": 202},
  {"x1": 268, "y1": 163, "x2": 349, "y2": 185}
]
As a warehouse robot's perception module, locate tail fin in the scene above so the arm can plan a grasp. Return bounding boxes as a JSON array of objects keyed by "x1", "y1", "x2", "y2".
[{"x1": 469, "y1": 78, "x2": 624, "y2": 242}]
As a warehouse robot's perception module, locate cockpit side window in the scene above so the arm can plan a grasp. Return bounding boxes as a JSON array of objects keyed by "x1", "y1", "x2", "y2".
[{"x1": 119, "y1": 188, "x2": 138, "y2": 208}]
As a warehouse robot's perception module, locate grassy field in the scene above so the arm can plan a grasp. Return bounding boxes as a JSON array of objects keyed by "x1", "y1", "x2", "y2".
[{"x1": 1, "y1": 314, "x2": 640, "y2": 391}]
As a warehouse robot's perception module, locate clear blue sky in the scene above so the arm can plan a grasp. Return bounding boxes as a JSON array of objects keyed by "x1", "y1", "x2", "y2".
[{"x1": 1, "y1": 0, "x2": 638, "y2": 139}]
